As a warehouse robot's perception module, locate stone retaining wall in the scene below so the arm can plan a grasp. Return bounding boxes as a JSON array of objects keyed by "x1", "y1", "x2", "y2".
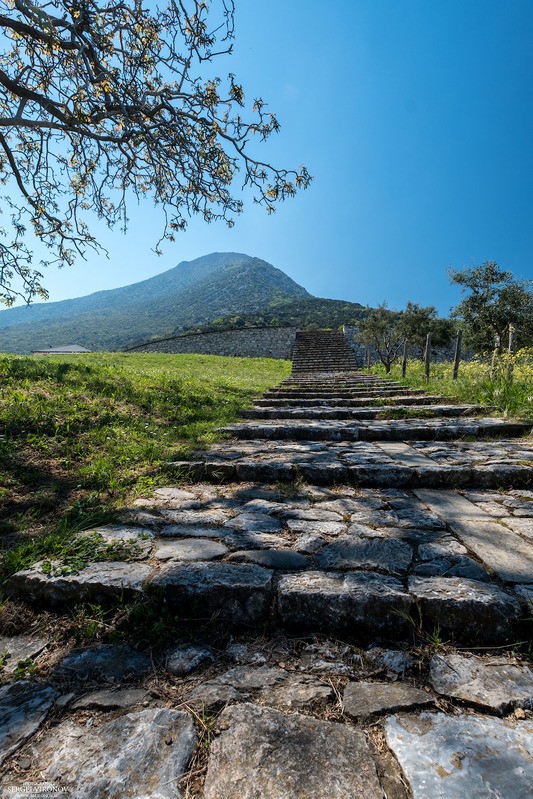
[{"x1": 128, "y1": 326, "x2": 297, "y2": 359}]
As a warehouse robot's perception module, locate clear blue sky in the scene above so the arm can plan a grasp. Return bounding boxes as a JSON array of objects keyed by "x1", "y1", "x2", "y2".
[{"x1": 10, "y1": 0, "x2": 533, "y2": 314}]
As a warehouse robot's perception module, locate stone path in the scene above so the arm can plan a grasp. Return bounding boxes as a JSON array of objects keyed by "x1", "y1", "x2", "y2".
[{"x1": 2, "y1": 330, "x2": 532, "y2": 797}]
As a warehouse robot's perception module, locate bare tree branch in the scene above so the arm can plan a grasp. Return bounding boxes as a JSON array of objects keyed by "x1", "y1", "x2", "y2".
[{"x1": 0, "y1": 0, "x2": 311, "y2": 305}]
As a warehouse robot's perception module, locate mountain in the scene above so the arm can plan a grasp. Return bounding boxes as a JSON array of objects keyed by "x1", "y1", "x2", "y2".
[{"x1": 0, "y1": 253, "x2": 311, "y2": 353}]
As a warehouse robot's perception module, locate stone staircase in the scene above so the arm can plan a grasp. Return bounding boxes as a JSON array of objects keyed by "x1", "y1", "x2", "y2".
[
  {"x1": 291, "y1": 329, "x2": 358, "y2": 372},
  {"x1": 2, "y1": 333, "x2": 533, "y2": 797}
]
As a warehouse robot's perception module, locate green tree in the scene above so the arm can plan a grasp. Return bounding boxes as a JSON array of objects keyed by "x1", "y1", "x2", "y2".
[
  {"x1": 397, "y1": 302, "x2": 455, "y2": 350},
  {"x1": 357, "y1": 305, "x2": 403, "y2": 373},
  {"x1": 0, "y1": 1, "x2": 310, "y2": 305},
  {"x1": 449, "y1": 262, "x2": 533, "y2": 353}
]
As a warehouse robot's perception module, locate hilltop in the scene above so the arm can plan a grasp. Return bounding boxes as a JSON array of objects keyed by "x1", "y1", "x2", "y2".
[{"x1": 0, "y1": 253, "x2": 311, "y2": 353}]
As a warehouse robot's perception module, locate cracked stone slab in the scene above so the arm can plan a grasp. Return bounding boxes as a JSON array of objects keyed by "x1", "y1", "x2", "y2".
[
  {"x1": 228, "y1": 549, "x2": 309, "y2": 570},
  {"x1": 408, "y1": 576, "x2": 522, "y2": 642},
  {"x1": 414, "y1": 489, "x2": 533, "y2": 583},
  {"x1": 343, "y1": 680, "x2": 434, "y2": 717},
  {"x1": 188, "y1": 665, "x2": 333, "y2": 713},
  {"x1": 385, "y1": 712, "x2": 533, "y2": 799},
  {"x1": 165, "y1": 644, "x2": 214, "y2": 676},
  {"x1": 429, "y1": 653, "x2": 533, "y2": 713},
  {"x1": 277, "y1": 570, "x2": 412, "y2": 636},
  {"x1": 7, "y1": 562, "x2": 153, "y2": 606},
  {"x1": 0, "y1": 635, "x2": 49, "y2": 675},
  {"x1": 150, "y1": 561, "x2": 273, "y2": 624},
  {"x1": 80, "y1": 525, "x2": 154, "y2": 557},
  {"x1": 0, "y1": 681, "x2": 58, "y2": 767},
  {"x1": 56, "y1": 645, "x2": 151, "y2": 683},
  {"x1": 314, "y1": 536, "x2": 413, "y2": 575},
  {"x1": 203, "y1": 703, "x2": 383, "y2": 799},
  {"x1": 71, "y1": 688, "x2": 150, "y2": 710},
  {"x1": 152, "y1": 538, "x2": 228, "y2": 561},
  {"x1": 2, "y1": 708, "x2": 196, "y2": 799}
]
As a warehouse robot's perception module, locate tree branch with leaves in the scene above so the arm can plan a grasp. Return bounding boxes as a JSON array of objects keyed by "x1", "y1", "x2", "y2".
[{"x1": 0, "y1": 0, "x2": 311, "y2": 305}]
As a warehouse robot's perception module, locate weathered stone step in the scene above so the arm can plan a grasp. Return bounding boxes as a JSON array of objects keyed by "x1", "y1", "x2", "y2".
[
  {"x1": 171, "y1": 456, "x2": 533, "y2": 489},
  {"x1": 242, "y1": 404, "x2": 487, "y2": 420},
  {"x1": 222, "y1": 417, "x2": 528, "y2": 442},
  {"x1": 7, "y1": 484, "x2": 531, "y2": 643},
  {"x1": 265, "y1": 388, "x2": 427, "y2": 398},
  {"x1": 255, "y1": 395, "x2": 451, "y2": 408}
]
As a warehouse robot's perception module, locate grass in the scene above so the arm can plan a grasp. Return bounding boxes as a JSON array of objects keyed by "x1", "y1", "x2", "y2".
[
  {"x1": 0, "y1": 352, "x2": 290, "y2": 576},
  {"x1": 368, "y1": 349, "x2": 533, "y2": 421}
]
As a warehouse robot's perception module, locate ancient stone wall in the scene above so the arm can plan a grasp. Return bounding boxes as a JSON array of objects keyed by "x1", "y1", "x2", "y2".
[{"x1": 128, "y1": 326, "x2": 297, "y2": 359}]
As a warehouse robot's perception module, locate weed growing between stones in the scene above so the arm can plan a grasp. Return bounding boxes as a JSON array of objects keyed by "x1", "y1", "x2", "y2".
[{"x1": 394, "y1": 606, "x2": 446, "y2": 653}]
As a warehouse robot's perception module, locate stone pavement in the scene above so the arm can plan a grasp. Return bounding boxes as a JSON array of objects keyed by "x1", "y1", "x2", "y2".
[{"x1": 2, "y1": 332, "x2": 533, "y2": 797}]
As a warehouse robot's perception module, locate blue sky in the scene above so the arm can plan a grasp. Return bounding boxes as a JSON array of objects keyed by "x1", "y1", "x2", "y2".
[{"x1": 8, "y1": 0, "x2": 533, "y2": 314}]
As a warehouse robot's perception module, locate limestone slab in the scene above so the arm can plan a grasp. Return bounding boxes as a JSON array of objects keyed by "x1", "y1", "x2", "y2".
[
  {"x1": 203, "y1": 703, "x2": 383, "y2": 799},
  {"x1": 343, "y1": 680, "x2": 433, "y2": 717},
  {"x1": 0, "y1": 681, "x2": 58, "y2": 766},
  {"x1": 71, "y1": 688, "x2": 149, "y2": 710},
  {"x1": 408, "y1": 576, "x2": 521, "y2": 642},
  {"x1": 228, "y1": 549, "x2": 308, "y2": 570},
  {"x1": 314, "y1": 536, "x2": 413, "y2": 575},
  {"x1": 153, "y1": 538, "x2": 228, "y2": 561},
  {"x1": 151, "y1": 561, "x2": 273, "y2": 624},
  {"x1": 3, "y1": 708, "x2": 196, "y2": 798},
  {"x1": 0, "y1": 635, "x2": 48, "y2": 675},
  {"x1": 165, "y1": 644, "x2": 214, "y2": 676},
  {"x1": 429, "y1": 653, "x2": 533, "y2": 713},
  {"x1": 385, "y1": 712, "x2": 533, "y2": 799},
  {"x1": 278, "y1": 570, "x2": 412, "y2": 636},
  {"x1": 57, "y1": 644, "x2": 151, "y2": 682},
  {"x1": 7, "y1": 561, "x2": 152, "y2": 606},
  {"x1": 414, "y1": 489, "x2": 533, "y2": 583}
]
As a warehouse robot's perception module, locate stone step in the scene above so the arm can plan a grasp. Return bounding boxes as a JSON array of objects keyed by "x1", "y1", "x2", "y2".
[
  {"x1": 242, "y1": 404, "x2": 487, "y2": 420},
  {"x1": 255, "y1": 395, "x2": 451, "y2": 408},
  {"x1": 170, "y1": 456, "x2": 533, "y2": 489},
  {"x1": 7, "y1": 485, "x2": 531, "y2": 643},
  {"x1": 265, "y1": 389, "x2": 428, "y2": 398},
  {"x1": 221, "y1": 418, "x2": 528, "y2": 442}
]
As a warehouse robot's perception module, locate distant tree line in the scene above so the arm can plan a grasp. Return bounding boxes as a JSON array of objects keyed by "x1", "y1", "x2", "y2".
[{"x1": 357, "y1": 262, "x2": 533, "y2": 372}]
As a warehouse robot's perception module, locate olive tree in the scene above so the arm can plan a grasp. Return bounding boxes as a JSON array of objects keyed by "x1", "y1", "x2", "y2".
[
  {"x1": 0, "y1": 0, "x2": 310, "y2": 305},
  {"x1": 449, "y1": 262, "x2": 533, "y2": 353}
]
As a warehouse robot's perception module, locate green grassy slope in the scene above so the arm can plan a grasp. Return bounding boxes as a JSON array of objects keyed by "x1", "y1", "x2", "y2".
[{"x1": 0, "y1": 353, "x2": 290, "y2": 565}]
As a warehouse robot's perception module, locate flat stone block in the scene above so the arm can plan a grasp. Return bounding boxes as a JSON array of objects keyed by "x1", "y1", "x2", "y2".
[
  {"x1": 277, "y1": 570, "x2": 412, "y2": 636},
  {"x1": 3, "y1": 708, "x2": 196, "y2": 799},
  {"x1": 71, "y1": 688, "x2": 150, "y2": 710},
  {"x1": 314, "y1": 536, "x2": 413, "y2": 575},
  {"x1": 56, "y1": 645, "x2": 151, "y2": 683},
  {"x1": 343, "y1": 680, "x2": 433, "y2": 717},
  {"x1": 153, "y1": 538, "x2": 228, "y2": 561},
  {"x1": 0, "y1": 681, "x2": 58, "y2": 767},
  {"x1": 408, "y1": 576, "x2": 522, "y2": 642},
  {"x1": 150, "y1": 561, "x2": 273, "y2": 624},
  {"x1": 235, "y1": 461, "x2": 295, "y2": 482},
  {"x1": 0, "y1": 635, "x2": 48, "y2": 675},
  {"x1": 7, "y1": 562, "x2": 153, "y2": 606},
  {"x1": 385, "y1": 712, "x2": 533, "y2": 799},
  {"x1": 430, "y1": 653, "x2": 533, "y2": 713},
  {"x1": 228, "y1": 549, "x2": 309, "y2": 570},
  {"x1": 165, "y1": 644, "x2": 214, "y2": 676},
  {"x1": 203, "y1": 703, "x2": 383, "y2": 799}
]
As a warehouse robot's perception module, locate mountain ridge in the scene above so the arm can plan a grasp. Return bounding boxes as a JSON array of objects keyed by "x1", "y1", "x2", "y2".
[{"x1": 0, "y1": 253, "x2": 312, "y2": 353}]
